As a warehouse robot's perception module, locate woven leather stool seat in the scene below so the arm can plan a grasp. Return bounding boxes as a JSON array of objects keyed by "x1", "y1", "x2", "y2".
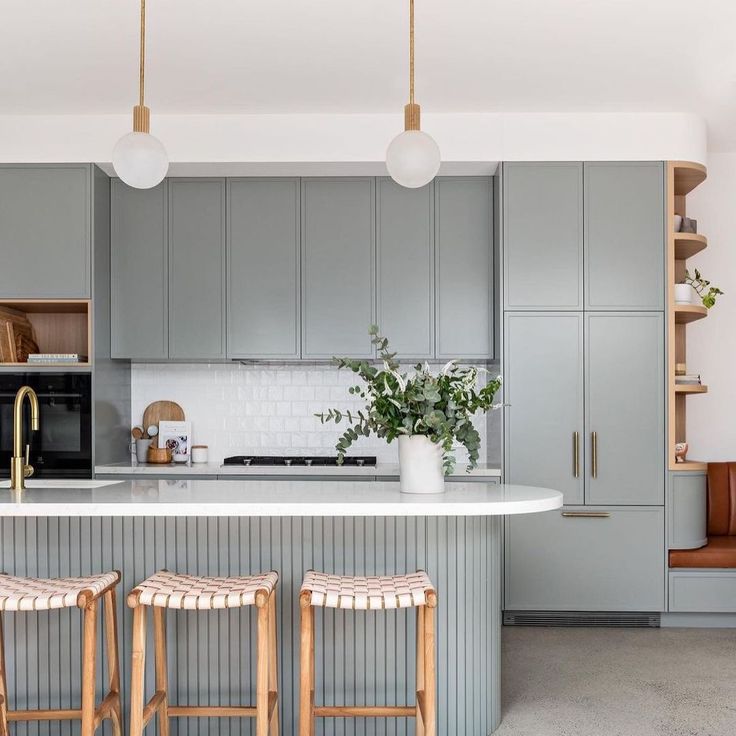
[
  {"x1": 129, "y1": 570, "x2": 279, "y2": 610},
  {"x1": 301, "y1": 570, "x2": 435, "y2": 610},
  {"x1": 0, "y1": 571, "x2": 120, "y2": 611}
]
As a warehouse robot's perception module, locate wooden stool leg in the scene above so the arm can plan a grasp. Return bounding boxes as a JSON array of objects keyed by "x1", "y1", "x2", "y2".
[
  {"x1": 0, "y1": 614, "x2": 9, "y2": 736},
  {"x1": 298, "y1": 597, "x2": 313, "y2": 736},
  {"x1": 309, "y1": 611, "x2": 315, "y2": 736},
  {"x1": 129, "y1": 605, "x2": 147, "y2": 736},
  {"x1": 80, "y1": 599, "x2": 98, "y2": 736},
  {"x1": 416, "y1": 605, "x2": 425, "y2": 736},
  {"x1": 153, "y1": 607, "x2": 170, "y2": 736},
  {"x1": 423, "y1": 604, "x2": 437, "y2": 736},
  {"x1": 268, "y1": 591, "x2": 279, "y2": 736},
  {"x1": 104, "y1": 589, "x2": 123, "y2": 736},
  {"x1": 256, "y1": 594, "x2": 269, "y2": 736}
]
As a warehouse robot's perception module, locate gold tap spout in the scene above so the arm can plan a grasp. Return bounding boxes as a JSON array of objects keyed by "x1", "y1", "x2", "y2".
[{"x1": 10, "y1": 386, "x2": 40, "y2": 491}]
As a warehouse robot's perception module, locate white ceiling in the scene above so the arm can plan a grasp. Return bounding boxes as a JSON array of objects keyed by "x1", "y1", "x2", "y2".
[{"x1": 2, "y1": 0, "x2": 736, "y2": 150}]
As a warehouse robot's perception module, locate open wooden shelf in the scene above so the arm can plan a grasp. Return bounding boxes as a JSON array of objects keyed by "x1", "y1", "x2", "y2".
[
  {"x1": 674, "y1": 233, "x2": 707, "y2": 260},
  {"x1": 675, "y1": 384, "x2": 708, "y2": 394},
  {"x1": 675, "y1": 460, "x2": 708, "y2": 472},
  {"x1": 0, "y1": 299, "x2": 91, "y2": 367},
  {"x1": 668, "y1": 161, "x2": 709, "y2": 471},
  {"x1": 672, "y1": 162, "x2": 707, "y2": 196},
  {"x1": 674, "y1": 304, "x2": 707, "y2": 323}
]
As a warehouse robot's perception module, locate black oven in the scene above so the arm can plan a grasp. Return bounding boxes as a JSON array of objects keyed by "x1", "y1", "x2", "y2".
[{"x1": 0, "y1": 373, "x2": 92, "y2": 479}]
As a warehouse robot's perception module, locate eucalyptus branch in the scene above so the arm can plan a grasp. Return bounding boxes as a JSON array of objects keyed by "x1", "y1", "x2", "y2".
[{"x1": 315, "y1": 325, "x2": 502, "y2": 472}]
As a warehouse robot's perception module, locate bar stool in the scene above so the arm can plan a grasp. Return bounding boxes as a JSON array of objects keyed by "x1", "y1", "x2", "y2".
[
  {"x1": 0, "y1": 571, "x2": 123, "y2": 736},
  {"x1": 127, "y1": 570, "x2": 280, "y2": 736},
  {"x1": 299, "y1": 569, "x2": 437, "y2": 736}
]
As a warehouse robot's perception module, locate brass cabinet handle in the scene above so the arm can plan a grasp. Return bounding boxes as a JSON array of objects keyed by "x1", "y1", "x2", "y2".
[
  {"x1": 573, "y1": 432, "x2": 579, "y2": 478},
  {"x1": 561, "y1": 511, "x2": 611, "y2": 518},
  {"x1": 591, "y1": 431, "x2": 598, "y2": 478}
]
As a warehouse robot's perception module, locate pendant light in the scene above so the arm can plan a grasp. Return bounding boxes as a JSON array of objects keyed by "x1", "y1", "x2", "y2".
[
  {"x1": 112, "y1": 0, "x2": 169, "y2": 189},
  {"x1": 386, "y1": 0, "x2": 441, "y2": 189}
]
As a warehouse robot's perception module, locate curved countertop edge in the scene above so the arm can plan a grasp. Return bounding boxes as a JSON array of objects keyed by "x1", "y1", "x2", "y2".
[
  {"x1": 94, "y1": 462, "x2": 504, "y2": 478},
  {"x1": 0, "y1": 481, "x2": 562, "y2": 517}
]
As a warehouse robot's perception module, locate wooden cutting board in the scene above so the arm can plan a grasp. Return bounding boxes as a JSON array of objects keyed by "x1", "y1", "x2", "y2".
[{"x1": 142, "y1": 400, "x2": 185, "y2": 431}]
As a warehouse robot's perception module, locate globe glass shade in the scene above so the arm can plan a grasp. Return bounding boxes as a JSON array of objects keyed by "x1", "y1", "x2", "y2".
[
  {"x1": 112, "y1": 132, "x2": 169, "y2": 189},
  {"x1": 386, "y1": 130, "x2": 441, "y2": 188}
]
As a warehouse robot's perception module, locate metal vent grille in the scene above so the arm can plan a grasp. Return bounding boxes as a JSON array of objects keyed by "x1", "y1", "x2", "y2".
[{"x1": 503, "y1": 610, "x2": 660, "y2": 628}]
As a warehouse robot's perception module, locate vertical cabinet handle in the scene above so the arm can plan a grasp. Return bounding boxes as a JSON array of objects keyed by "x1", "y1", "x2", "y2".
[
  {"x1": 591, "y1": 431, "x2": 598, "y2": 478},
  {"x1": 572, "y1": 432, "x2": 579, "y2": 478}
]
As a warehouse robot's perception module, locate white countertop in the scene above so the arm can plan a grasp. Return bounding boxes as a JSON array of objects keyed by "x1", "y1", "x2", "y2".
[
  {"x1": 95, "y1": 461, "x2": 503, "y2": 478},
  {"x1": 0, "y1": 479, "x2": 561, "y2": 517}
]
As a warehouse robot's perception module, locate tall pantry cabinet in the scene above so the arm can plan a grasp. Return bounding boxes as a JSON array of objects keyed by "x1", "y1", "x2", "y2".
[{"x1": 503, "y1": 162, "x2": 667, "y2": 613}]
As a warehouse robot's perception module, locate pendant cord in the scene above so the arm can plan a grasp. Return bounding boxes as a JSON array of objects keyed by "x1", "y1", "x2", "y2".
[
  {"x1": 409, "y1": 0, "x2": 415, "y2": 104},
  {"x1": 139, "y1": 0, "x2": 146, "y2": 107}
]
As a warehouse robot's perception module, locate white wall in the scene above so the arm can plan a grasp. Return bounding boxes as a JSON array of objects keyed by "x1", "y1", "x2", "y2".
[
  {"x1": 131, "y1": 363, "x2": 496, "y2": 466},
  {"x1": 0, "y1": 112, "x2": 706, "y2": 170},
  {"x1": 683, "y1": 153, "x2": 736, "y2": 461}
]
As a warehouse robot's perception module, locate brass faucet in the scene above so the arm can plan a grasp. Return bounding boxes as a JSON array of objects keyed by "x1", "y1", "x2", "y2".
[{"x1": 10, "y1": 386, "x2": 40, "y2": 490}]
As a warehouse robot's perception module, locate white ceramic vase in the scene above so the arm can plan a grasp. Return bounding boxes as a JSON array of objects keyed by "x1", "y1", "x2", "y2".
[
  {"x1": 674, "y1": 283, "x2": 694, "y2": 305},
  {"x1": 398, "y1": 435, "x2": 446, "y2": 494}
]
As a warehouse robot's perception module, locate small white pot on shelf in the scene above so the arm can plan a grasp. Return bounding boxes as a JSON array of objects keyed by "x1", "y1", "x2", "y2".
[
  {"x1": 674, "y1": 283, "x2": 695, "y2": 305},
  {"x1": 398, "y1": 435, "x2": 446, "y2": 494}
]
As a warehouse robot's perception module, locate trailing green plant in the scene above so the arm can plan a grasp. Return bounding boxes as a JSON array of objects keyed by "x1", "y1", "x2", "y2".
[
  {"x1": 682, "y1": 268, "x2": 724, "y2": 309},
  {"x1": 316, "y1": 326, "x2": 502, "y2": 474}
]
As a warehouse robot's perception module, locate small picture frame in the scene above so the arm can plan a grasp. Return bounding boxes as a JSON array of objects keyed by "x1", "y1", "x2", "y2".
[{"x1": 158, "y1": 420, "x2": 192, "y2": 463}]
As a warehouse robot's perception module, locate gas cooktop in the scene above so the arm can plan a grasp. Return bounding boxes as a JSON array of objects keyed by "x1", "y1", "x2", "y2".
[{"x1": 222, "y1": 455, "x2": 377, "y2": 468}]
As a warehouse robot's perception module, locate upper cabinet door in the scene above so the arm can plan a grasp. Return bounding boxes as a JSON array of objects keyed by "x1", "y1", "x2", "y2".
[
  {"x1": 504, "y1": 312, "x2": 585, "y2": 505},
  {"x1": 227, "y1": 179, "x2": 301, "y2": 359},
  {"x1": 111, "y1": 180, "x2": 168, "y2": 360},
  {"x1": 584, "y1": 162, "x2": 664, "y2": 310},
  {"x1": 503, "y1": 162, "x2": 583, "y2": 310},
  {"x1": 585, "y1": 313, "x2": 664, "y2": 505},
  {"x1": 435, "y1": 178, "x2": 494, "y2": 359},
  {"x1": 302, "y1": 178, "x2": 375, "y2": 359},
  {"x1": 376, "y1": 178, "x2": 434, "y2": 359},
  {"x1": 0, "y1": 165, "x2": 91, "y2": 298},
  {"x1": 169, "y1": 179, "x2": 226, "y2": 360}
]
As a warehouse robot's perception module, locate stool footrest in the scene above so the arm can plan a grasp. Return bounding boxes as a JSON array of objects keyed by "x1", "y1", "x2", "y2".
[
  {"x1": 8, "y1": 709, "x2": 83, "y2": 722},
  {"x1": 314, "y1": 706, "x2": 416, "y2": 718},
  {"x1": 168, "y1": 701, "x2": 279, "y2": 719}
]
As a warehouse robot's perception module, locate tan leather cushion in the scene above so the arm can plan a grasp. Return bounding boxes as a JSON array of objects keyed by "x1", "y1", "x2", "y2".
[
  {"x1": 707, "y1": 462, "x2": 736, "y2": 535},
  {"x1": 669, "y1": 536, "x2": 736, "y2": 568}
]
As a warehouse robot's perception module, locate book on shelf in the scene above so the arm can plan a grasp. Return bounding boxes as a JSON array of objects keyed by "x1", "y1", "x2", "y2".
[
  {"x1": 26, "y1": 353, "x2": 88, "y2": 364},
  {"x1": 675, "y1": 374, "x2": 702, "y2": 385}
]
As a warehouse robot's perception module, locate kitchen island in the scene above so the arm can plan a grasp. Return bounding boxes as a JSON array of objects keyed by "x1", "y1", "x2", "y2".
[{"x1": 0, "y1": 479, "x2": 561, "y2": 735}]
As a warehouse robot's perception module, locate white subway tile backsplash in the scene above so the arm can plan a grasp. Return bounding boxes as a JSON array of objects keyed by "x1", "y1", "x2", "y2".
[{"x1": 131, "y1": 363, "x2": 490, "y2": 465}]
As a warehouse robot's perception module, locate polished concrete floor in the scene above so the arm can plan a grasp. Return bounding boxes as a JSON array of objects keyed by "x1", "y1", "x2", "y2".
[{"x1": 497, "y1": 627, "x2": 736, "y2": 736}]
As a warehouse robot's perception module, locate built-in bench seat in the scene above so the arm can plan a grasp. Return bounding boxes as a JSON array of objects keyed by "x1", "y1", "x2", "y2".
[{"x1": 669, "y1": 462, "x2": 736, "y2": 569}]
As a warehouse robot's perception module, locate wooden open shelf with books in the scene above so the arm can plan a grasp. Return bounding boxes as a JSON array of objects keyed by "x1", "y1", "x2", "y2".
[
  {"x1": 667, "y1": 162, "x2": 708, "y2": 471},
  {"x1": 0, "y1": 299, "x2": 91, "y2": 368}
]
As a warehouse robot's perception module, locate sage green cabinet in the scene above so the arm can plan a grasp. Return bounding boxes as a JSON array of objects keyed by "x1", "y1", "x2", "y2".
[
  {"x1": 376, "y1": 178, "x2": 434, "y2": 359},
  {"x1": 111, "y1": 180, "x2": 168, "y2": 360},
  {"x1": 584, "y1": 162, "x2": 664, "y2": 310},
  {"x1": 436, "y1": 177, "x2": 493, "y2": 358},
  {"x1": 503, "y1": 163, "x2": 583, "y2": 310},
  {"x1": 505, "y1": 507, "x2": 665, "y2": 611},
  {"x1": 169, "y1": 179, "x2": 226, "y2": 360},
  {"x1": 585, "y1": 312, "x2": 664, "y2": 505},
  {"x1": 301, "y1": 178, "x2": 375, "y2": 359},
  {"x1": 504, "y1": 313, "x2": 584, "y2": 505},
  {"x1": 227, "y1": 178, "x2": 300, "y2": 359},
  {"x1": 0, "y1": 164, "x2": 91, "y2": 298}
]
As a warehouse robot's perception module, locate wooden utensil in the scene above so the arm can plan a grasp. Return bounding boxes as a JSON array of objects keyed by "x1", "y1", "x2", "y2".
[
  {"x1": 131, "y1": 426, "x2": 144, "y2": 440},
  {"x1": 142, "y1": 401, "x2": 185, "y2": 433}
]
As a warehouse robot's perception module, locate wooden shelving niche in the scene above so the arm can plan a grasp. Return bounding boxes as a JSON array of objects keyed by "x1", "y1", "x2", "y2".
[
  {"x1": 0, "y1": 299, "x2": 91, "y2": 368},
  {"x1": 667, "y1": 161, "x2": 709, "y2": 472}
]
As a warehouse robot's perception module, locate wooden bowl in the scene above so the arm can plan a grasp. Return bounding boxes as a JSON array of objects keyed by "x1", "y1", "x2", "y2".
[{"x1": 147, "y1": 446, "x2": 172, "y2": 464}]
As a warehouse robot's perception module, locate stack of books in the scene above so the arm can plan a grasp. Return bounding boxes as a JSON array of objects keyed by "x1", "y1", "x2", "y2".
[
  {"x1": 26, "y1": 353, "x2": 87, "y2": 365},
  {"x1": 675, "y1": 373, "x2": 702, "y2": 385}
]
